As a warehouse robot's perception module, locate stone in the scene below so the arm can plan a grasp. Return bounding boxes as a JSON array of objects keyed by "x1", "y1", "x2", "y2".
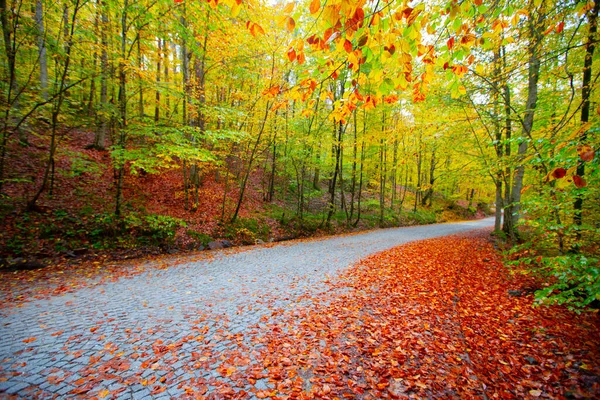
[{"x1": 207, "y1": 241, "x2": 223, "y2": 250}]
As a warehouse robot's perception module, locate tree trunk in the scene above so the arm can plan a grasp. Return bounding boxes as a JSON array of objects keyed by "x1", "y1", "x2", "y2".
[
  {"x1": 35, "y1": 0, "x2": 48, "y2": 101},
  {"x1": 573, "y1": 0, "x2": 599, "y2": 235},
  {"x1": 507, "y1": 5, "x2": 545, "y2": 239},
  {"x1": 114, "y1": 0, "x2": 129, "y2": 218},
  {"x1": 154, "y1": 37, "x2": 162, "y2": 122},
  {"x1": 28, "y1": 0, "x2": 81, "y2": 210},
  {"x1": 501, "y1": 45, "x2": 513, "y2": 234},
  {"x1": 92, "y1": 0, "x2": 108, "y2": 149}
]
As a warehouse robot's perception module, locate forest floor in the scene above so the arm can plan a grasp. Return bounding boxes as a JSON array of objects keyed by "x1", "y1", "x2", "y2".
[
  {"x1": 0, "y1": 129, "x2": 486, "y2": 265},
  {"x1": 1, "y1": 219, "x2": 598, "y2": 399}
]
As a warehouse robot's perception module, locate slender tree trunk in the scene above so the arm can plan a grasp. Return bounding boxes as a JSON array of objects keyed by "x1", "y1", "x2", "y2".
[
  {"x1": 114, "y1": 0, "x2": 129, "y2": 218},
  {"x1": 501, "y1": 45, "x2": 513, "y2": 234},
  {"x1": 35, "y1": 0, "x2": 48, "y2": 101},
  {"x1": 28, "y1": 0, "x2": 81, "y2": 210},
  {"x1": 379, "y1": 110, "x2": 386, "y2": 226},
  {"x1": 573, "y1": 0, "x2": 599, "y2": 235},
  {"x1": 231, "y1": 100, "x2": 271, "y2": 222},
  {"x1": 508, "y1": 5, "x2": 545, "y2": 239},
  {"x1": 154, "y1": 37, "x2": 161, "y2": 122},
  {"x1": 137, "y1": 29, "x2": 143, "y2": 119},
  {"x1": 348, "y1": 108, "x2": 358, "y2": 224},
  {"x1": 353, "y1": 135, "x2": 365, "y2": 227},
  {"x1": 92, "y1": 0, "x2": 108, "y2": 150},
  {"x1": 326, "y1": 120, "x2": 343, "y2": 225}
]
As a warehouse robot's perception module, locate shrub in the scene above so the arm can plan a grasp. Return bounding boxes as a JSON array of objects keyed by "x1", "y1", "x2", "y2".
[{"x1": 532, "y1": 255, "x2": 600, "y2": 310}]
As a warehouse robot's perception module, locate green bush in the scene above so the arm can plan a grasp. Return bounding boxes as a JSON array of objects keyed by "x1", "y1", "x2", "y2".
[
  {"x1": 225, "y1": 217, "x2": 270, "y2": 244},
  {"x1": 137, "y1": 214, "x2": 186, "y2": 245},
  {"x1": 187, "y1": 230, "x2": 213, "y2": 247},
  {"x1": 532, "y1": 255, "x2": 600, "y2": 310},
  {"x1": 401, "y1": 209, "x2": 437, "y2": 225}
]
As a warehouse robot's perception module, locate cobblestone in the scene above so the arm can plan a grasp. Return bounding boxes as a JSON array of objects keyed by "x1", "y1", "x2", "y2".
[{"x1": 0, "y1": 219, "x2": 493, "y2": 398}]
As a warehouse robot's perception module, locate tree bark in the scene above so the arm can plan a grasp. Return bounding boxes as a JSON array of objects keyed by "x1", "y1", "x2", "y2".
[
  {"x1": 507, "y1": 4, "x2": 545, "y2": 239},
  {"x1": 573, "y1": 0, "x2": 599, "y2": 234},
  {"x1": 35, "y1": 0, "x2": 48, "y2": 101}
]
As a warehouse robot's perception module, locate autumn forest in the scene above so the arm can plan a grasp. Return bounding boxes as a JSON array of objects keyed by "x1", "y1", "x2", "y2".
[{"x1": 1, "y1": 0, "x2": 599, "y2": 307}]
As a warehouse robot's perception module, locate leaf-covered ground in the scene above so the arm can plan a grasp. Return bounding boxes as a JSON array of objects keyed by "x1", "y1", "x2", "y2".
[
  {"x1": 1, "y1": 229, "x2": 598, "y2": 399},
  {"x1": 238, "y1": 231, "x2": 600, "y2": 398}
]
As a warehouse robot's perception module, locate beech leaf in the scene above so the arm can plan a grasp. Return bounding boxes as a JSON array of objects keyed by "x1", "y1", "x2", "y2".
[
  {"x1": 551, "y1": 167, "x2": 567, "y2": 179},
  {"x1": 573, "y1": 175, "x2": 586, "y2": 188},
  {"x1": 309, "y1": 0, "x2": 320, "y2": 15}
]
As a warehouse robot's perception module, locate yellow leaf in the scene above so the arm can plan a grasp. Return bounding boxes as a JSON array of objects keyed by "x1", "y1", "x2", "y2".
[
  {"x1": 98, "y1": 389, "x2": 110, "y2": 398},
  {"x1": 283, "y1": 2, "x2": 294, "y2": 13},
  {"x1": 231, "y1": 3, "x2": 241, "y2": 18}
]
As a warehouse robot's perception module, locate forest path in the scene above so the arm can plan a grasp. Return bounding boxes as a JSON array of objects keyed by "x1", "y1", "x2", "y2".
[{"x1": 0, "y1": 218, "x2": 494, "y2": 399}]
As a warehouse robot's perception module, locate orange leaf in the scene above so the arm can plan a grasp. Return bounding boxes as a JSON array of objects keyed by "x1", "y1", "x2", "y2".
[
  {"x1": 555, "y1": 21, "x2": 564, "y2": 34},
  {"x1": 573, "y1": 175, "x2": 586, "y2": 188},
  {"x1": 343, "y1": 39, "x2": 353, "y2": 53},
  {"x1": 98, "y1": 389, "x2": 110, "y2": 398},
  {"x1": 90, "y1": 326, "x2": 99, "y2": 333},
  {"x1": 297, "y1": 52, "x2": 305, "y2": 64},
  {"x1": 22, "y1": 337, "x2": 37, "y2": 343},
  {"x1": 286, "y1": 17, "x2": 295, "y2": 32},
  {"x1": 577, "y1": 145, "x2": 595, "y2": 162},
  {"x1": 287, "y1": 48, "x2": 296, "y2": 62},
  {"x1": 309, "y1": 0, "x2": 320, "y2": 15},
  {"x1": 447, "y1": 37, "x2": 454, "y2": 50}
]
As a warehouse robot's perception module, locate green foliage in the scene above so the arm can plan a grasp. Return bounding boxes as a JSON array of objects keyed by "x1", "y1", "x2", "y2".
[
  {"x1": 186, "y1": 230, "x2": 213, "y2": 247},
  {"x1": 124, "y1": 213, "x2": 186, "y2": 247},
  {"x1": 224, "y1": 217, "x2": 270, "y2": 245},
  {"x1": 531, "y1": 255, "x2": 600, "y2": 310},
  {"x1": 400, "y1": 209, "x2": 437, "y2": 225}
]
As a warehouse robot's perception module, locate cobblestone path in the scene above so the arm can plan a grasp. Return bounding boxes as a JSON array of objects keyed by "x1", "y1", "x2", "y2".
[{"x1": 0, "y1": 218, "x2": 494, "y2": 399}]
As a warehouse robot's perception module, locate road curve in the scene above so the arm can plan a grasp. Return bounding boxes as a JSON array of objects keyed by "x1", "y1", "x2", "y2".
[{"x1": 0, "y1": 218, "x2": 494, "y2": 399}]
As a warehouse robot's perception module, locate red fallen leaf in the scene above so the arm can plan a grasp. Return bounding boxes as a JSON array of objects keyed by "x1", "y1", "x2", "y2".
[
  {"x1": 573, "y1": 175, "x2": 586, "y2": 188},
  {"x1": 22, "y1": 337, "x2": 37, "y2": 343},
  {"x1": 70, "y1": 384, "x2": 94, "y2": 395},
  {"x1": 551, "y1": 167, "x2": 567, "y2": 179},
  {"x1": 578, "y1": 145, "x2": 595, "y2": 162},
  {"x1": 150, "y1": 385, "x2": 165, "y2": 395}
]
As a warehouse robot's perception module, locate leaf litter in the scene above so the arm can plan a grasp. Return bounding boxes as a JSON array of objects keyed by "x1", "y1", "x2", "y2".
[{"x1": 2, "y1": 230, "x2": 598, "y2": 399}]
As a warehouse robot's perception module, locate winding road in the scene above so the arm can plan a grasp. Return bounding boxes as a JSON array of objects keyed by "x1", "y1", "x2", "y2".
[{"x1": 0, "y1": 218, "x2": 494, "y2": 399}]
